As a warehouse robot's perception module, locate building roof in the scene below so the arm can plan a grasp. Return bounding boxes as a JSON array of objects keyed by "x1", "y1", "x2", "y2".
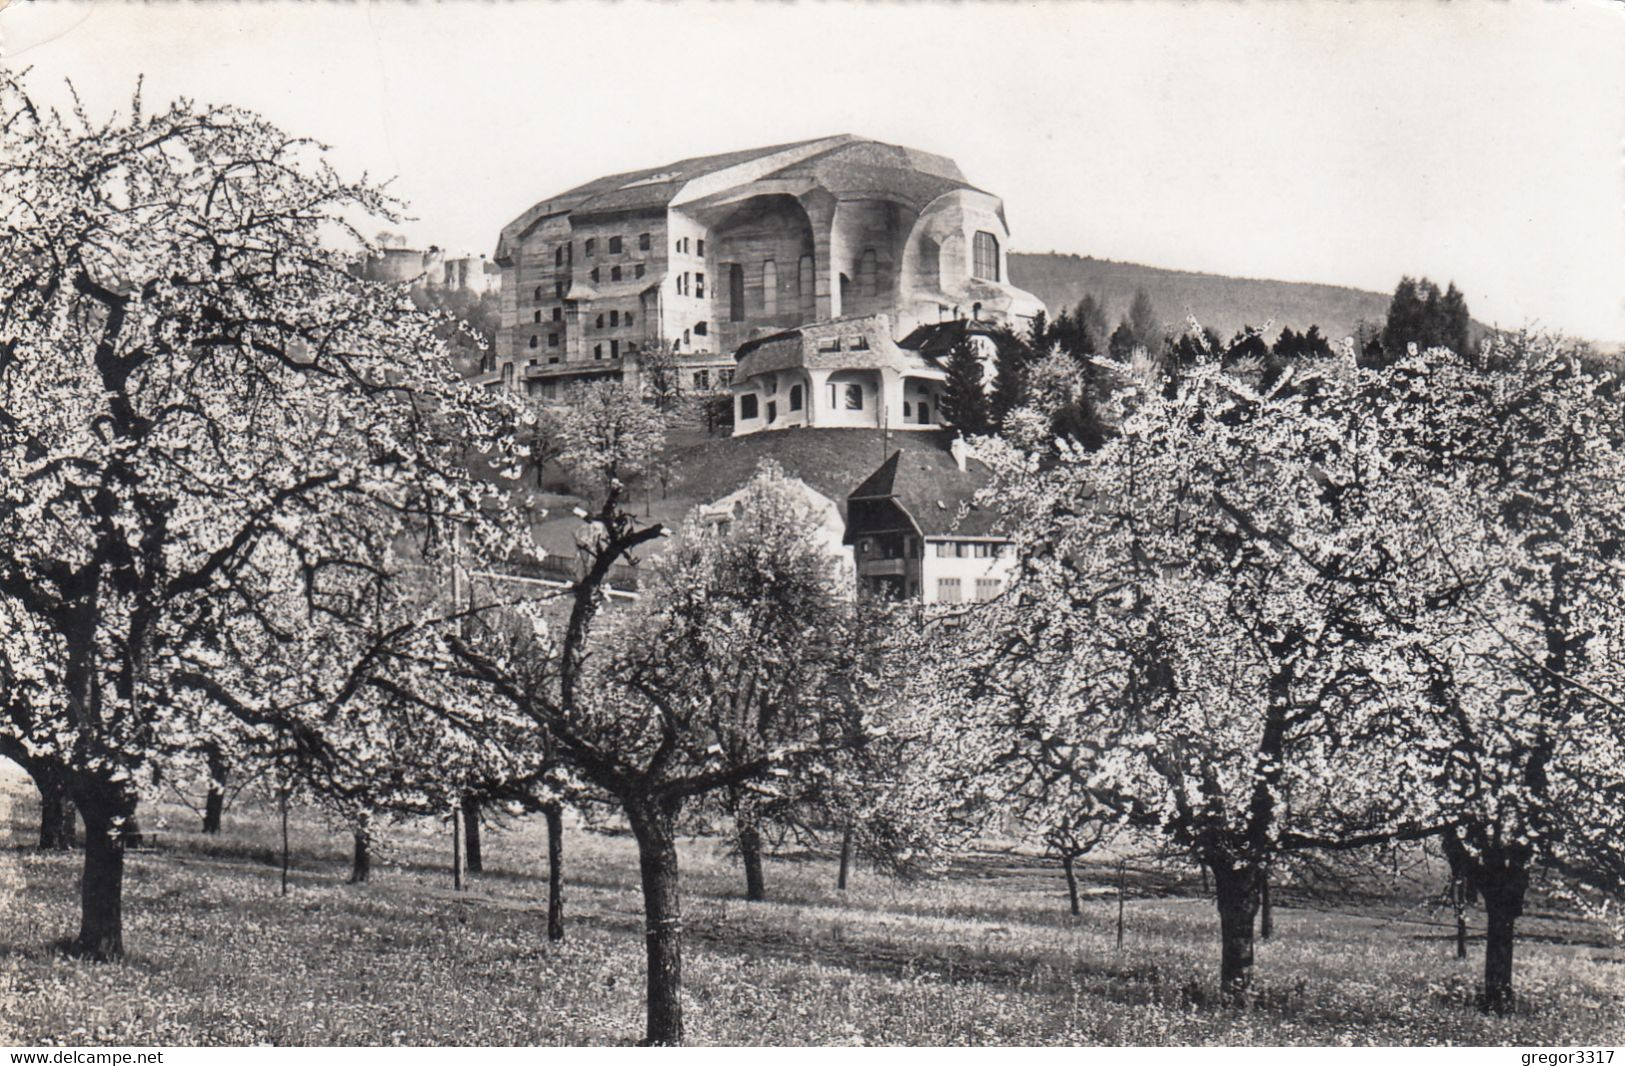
[
  {"x1": 761, "y1": 141, "x2": 981, "y2": 208},
  {"x1": 897, "y1": 318, "x2": 1028, "y2": 367},
  {"x1": 847, "y1": 447, "x2": 1005, "y2": 538},
  {"x1": 497, "y1": 137, "x2": 856, "y2": 258}
]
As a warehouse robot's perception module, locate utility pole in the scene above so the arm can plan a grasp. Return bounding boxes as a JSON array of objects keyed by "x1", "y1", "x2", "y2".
[{"x1": 452, "y1": 801, "x2": 463, "y2": 892}]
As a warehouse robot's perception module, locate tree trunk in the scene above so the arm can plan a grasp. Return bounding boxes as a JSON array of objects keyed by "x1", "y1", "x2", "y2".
[
  {"x1": 70, "y1": 788, "x2": 136, "y2": 961},
  {"x1": 1258, "y1": 869, "x2": 1273, "y2": 941},
  {"x1": 349, "y1": 814, "x2": 371, "y2": 884},
  {"x1": 461, "y1": 796, "x2": 482, "y2": 875},
  {"x1": 626, "y1": 800, "x2": 684, "y2": 1046},
  {"x1": 202, "y1": 787, "x2": 224, "y2": 835},
  {"x1": 37, "y1": 768, "x2": 76, "y2": 851},
  {"x1": 543, "y1": 801, "x2": 565, "y2": 942},
  {"x1": 1453, "y1": 877, "x2": 1469, "y2": 960},
  {"x1": 1062, "y1": 853, "x2": 1081, "y2": 916},
  {"x1": 1212, "y1": 861, "x2": 1261, "y2": 1002},
  {"x1": 736, "y1": 814, "x2": 766, "y2": 902},
  {"x1": 202, "y1": 747, "x2": 227, "y2": 834},
  {"x1": 1481, "y1": 868, "x2": 1527, "y2": 1016},
  {"x1": 836, "y1": 825, "x2": 854, "y2": 891}
]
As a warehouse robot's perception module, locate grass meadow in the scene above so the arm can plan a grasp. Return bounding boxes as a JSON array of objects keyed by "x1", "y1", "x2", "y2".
[{"x1": 1, "y1": 767, "x2": 1621, "y2": 1046}]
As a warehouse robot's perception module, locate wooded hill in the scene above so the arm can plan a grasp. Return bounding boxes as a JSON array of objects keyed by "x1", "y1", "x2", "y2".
[{"x1": 1010, "y1": 252, "x2": 1396, "y2": 345}]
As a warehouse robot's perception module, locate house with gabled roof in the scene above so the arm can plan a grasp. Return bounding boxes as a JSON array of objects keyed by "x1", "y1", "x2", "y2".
[{"x1": 843, "y1": 438, "x2": 1015, "y2": 604}]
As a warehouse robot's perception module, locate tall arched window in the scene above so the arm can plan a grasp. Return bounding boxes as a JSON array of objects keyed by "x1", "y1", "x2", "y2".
[
  {"x1": 798, "y1": 254, "x2": 815, "y2": 316},
  {"x1": 973, "y1": 231, "x2": 1000, "y2": 281},
  {"x1": 918, "y1": 237, "x2": 940, "y2": 290},
  {"x1": 728, "y1": 263, "x2": 745, "y2": 322},
  {"x1": 859, "y1": 248, "x2": 878, "y2": 298},
  {"x1": 761, "y1": 260, "x2": 777, "y2": 317}
]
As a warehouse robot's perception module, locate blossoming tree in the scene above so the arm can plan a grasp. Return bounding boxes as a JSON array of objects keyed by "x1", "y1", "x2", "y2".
[
  {"x1": 0, "y1": 75, "x2": 529, "y2": 959},
  {"x1": 935, "y1": 348, "x2": 1437, "y2": 998}
]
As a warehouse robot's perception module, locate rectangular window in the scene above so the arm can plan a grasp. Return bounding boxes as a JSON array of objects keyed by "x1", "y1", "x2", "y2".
[
  {"x1": 611, "y1": 339, "x2": 620, "y2": 358},
  {"x1": 548, "y1": 333, "x2": 559, "y2": 347},
  {"x1": 533, "y1": 310, "x2": 541, "y2": 323},
  {"x1": 844, "y1": 383, "x2": 863, "y2": 411},
  {"x1": 973, "y1": 231, "x2": 1000, "y2": 281},
  {"x1": 739, "y1": 393, "x2": 758, "y2": 420},
  {"x1": 626, "y1": 312, "x2": 635, "y2": 326},
  {"x1": 935, "y1": 542, "x2": 952, "y2": 558},
  {"x1": 555, "y1": 282, "x2": 566, "y2": 299},
  {"x1": 697, "y1": 239, "x2": 705, "y2": 256},
  {"x1": 695, "y1": 272, "x2": 705, "y2": 300},
  {"x1": 639, "y1": 232, "x2": 651, "y2": 251},
  {"x1": 975, "y1": 578, "x2": 1002, "y2": 601},
  {"x1": 720, "y1": 369, "x2": 734, "y2": 386},
  {"x1": 694, "y1": 321, "x2": 707, "y2": 336},
  {"x1": 695, "y1": 369, "x2": 710, "y2": 389},
  {"x1": 552, "y1": 307, "x2": 562, "y2": 322},
  {"x1": 596, "y1": 313, "x2": 604, "y2": 329},
  {"x1": 548, "y1": 354, "x2": 560, "y2": 365},
  {"x1": 611, "y1": 266, "x2": 622, "y2": 281},
  {"x1": 593, "y1": 343, "x2": 603, "y2": 360},
  {"x1": 585, "y1": 238, "x2": 596, "y2": 257},
  {"x1": 635, "y1": 264, "x2": 646, "y2": 279},
  {"x1": 609, "y1": 236, "x2": 623, "y2": 254},
  {"x1": 937, "y1": 578, "x2": 962, "y2": 604}
]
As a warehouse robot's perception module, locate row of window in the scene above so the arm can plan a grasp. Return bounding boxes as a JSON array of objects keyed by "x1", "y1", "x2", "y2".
[
  {"x1": 934, "y1": 540, "x2": 1008, "y2": 559},
  {"x1": 570, "y1": 233, "x2": 652, "y2": 263},
  {"x1": 675, "y1": 271, "x2": 703, "y2": 298},
  {"x1": 674, "y1": 237, "x2": 703, "y2": 256},
  {"x1": 937, "y1": 577, "x2": 1003, "y2": 604}
]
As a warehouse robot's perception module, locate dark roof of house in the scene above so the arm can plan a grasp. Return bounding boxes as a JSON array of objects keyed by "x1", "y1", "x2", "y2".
[
  {"x1": 897, "y1": 318, "x2": 1027, "y2": 366},
  {"x1": 848, "y1": 447, "x2": 1005, "y2": 538},
  {"x1": 669, "y1": 427, "x2": 955, "y2": 521}
]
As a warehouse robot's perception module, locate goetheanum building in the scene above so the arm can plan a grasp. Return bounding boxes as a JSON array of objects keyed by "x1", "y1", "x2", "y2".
[{"x1": 486, "y1": 134, "x2": 1042, "y2": 401}]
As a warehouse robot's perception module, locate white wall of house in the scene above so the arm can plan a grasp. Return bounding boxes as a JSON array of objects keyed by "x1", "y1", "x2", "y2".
[{"x1": 920, "y1": 537, "x2": 1016, "y2": 605}]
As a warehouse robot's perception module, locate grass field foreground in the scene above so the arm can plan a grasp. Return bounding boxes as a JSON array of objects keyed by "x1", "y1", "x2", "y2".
[{"x1": 2, "y1": 774, "x2": 1622, "y2": 1046}]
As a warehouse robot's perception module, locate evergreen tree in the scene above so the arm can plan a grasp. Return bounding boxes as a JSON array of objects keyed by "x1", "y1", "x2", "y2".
[
  {"x1": 1439, "y1": 283, "x2": 1472, "y2": 362},
  {"x1": 1225, "y1": 325, "x2": 1270, "y2": 366},
  {"x1": 1075, "y1": 293, "x2": 1109, "y2": 356},
  {"x1": 1300, "y1": 324, "x2": 1332, "y2": 358},
  {"x1": 1027, "y1": 309, "x2": 1049, "y2": 354},
  {"x1": 1108, "y1": 320, "x2": 1136, "y2": 360},
  {"x1": 1127, "y1": 288, "x2": 1159, "y2": 351},
  {"x1": 1272, "y1": 327, "x2": 1303, "y2": 359},
  {"x1": 940, "y1": 337, "x2": 992, "y2": 435},
  {"x1": 1379, "y1": 275, "x2": 1471, "y2": 362},
  {"x1": 990, "y1": 328, "x2": 1034, "y2": 430}
]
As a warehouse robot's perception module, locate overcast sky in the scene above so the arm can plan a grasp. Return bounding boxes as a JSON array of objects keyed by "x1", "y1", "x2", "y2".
[{"x1": 5, "y1": 0, "x2": 1623, "y2": 343}]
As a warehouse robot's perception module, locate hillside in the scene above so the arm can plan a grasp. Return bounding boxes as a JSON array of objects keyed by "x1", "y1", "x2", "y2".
[
  {"x1": 527, "y1": 426, "x2": 955, "y2": 562},
  {"x1": 1009, "y1": 252, "x2": 1394, "y2": 345}
]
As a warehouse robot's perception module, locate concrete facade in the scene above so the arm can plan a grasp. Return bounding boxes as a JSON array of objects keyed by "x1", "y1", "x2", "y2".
[
  {"x1": 729, "y1": 314, "x2": 949, "y2": 437},
  {"x1": 488, "y1": 135, "x2": 1043, "y2": 402}
]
